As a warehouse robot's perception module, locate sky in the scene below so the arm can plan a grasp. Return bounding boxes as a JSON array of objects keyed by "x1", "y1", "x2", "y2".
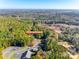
[{"x1": 0, "y1": 0, "x2": 79, "y2": 9}]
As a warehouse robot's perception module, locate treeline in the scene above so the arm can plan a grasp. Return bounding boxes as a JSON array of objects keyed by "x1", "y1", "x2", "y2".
[
  {"x1": 59, "y1": 28, "x2": 79, "y2": 53},
  {"x1": 0, "y1": 16, "x2": 71, "y2": 59},
  {"x1": 0, "y1": 16, "x2": 34, "y2": 48},
  {"x1": 35, "y1": 15, "x2": 79, "y2": 25}
]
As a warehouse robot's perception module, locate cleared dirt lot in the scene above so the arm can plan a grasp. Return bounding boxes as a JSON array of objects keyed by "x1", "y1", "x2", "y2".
[{"x1": 58, "y1": 42, "x2": 79, "y2": 59}]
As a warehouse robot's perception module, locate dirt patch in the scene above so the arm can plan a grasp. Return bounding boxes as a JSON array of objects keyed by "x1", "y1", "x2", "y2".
[{"x1": 58, "y1": 41, "x2": 79, "y2": 59}]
